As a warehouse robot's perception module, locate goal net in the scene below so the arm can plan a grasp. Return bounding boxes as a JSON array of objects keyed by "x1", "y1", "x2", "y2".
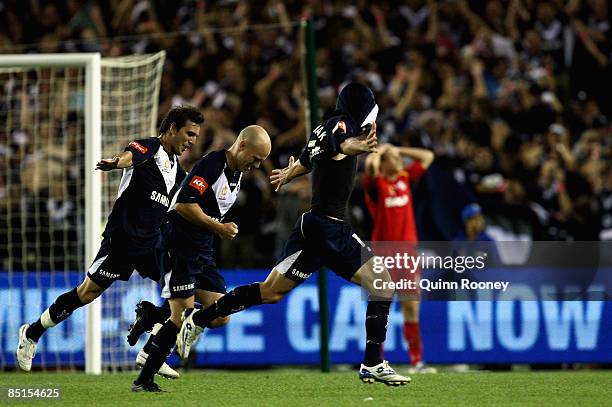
[{"x1": 0, "y1": 51, "x2": 165, "y2": 372}]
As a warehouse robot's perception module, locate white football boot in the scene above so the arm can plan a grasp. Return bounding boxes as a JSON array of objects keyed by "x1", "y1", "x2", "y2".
[
  {"x1": 136, "y1": 348, "x2": 179, "y2": 379},
  {"x1": 359, "y1": 360, "x2": 411, "y2": 386},
  {"x1": 175, "y1": 308, "x2": 203, "y2": 360},
  {"x1": 16, "y1": 324, "x2": 37, "y2": 372}
]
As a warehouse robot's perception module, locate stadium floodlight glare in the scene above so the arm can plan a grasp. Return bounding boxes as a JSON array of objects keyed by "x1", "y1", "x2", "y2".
[{"x1": 0, "y1": 52, "x2": 165, "y2": 374}]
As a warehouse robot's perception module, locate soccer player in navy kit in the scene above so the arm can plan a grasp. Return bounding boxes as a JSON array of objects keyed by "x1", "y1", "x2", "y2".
[
  {"x1": 16, "y1": 106, "x2": 204, "y2": 375},
  {"x1": 176, "y1": 83, "x2": 410, "y2": 387},
  {"x1": 132, "y1": 125, "x2": 271, "y2": 392}
]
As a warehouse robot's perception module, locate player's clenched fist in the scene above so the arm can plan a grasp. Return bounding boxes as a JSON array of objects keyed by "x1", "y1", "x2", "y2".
[{"x1": 217, "y1": 222, "x2": 238, "y2": 240}]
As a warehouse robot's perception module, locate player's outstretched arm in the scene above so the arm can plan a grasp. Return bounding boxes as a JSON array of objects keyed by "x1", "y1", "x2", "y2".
[
  {"x1": 340, "y1": 122, "x2": 377, "y2": 156},
  {"x1": 270, "y1": 156, "x2": 309, "y2": 192},
  {"x1": 175, "y1": 202, "x2": 238, "y2": 240},
  {"x1": 95, "y1": 151, "x2": 133, "y2": 171}
]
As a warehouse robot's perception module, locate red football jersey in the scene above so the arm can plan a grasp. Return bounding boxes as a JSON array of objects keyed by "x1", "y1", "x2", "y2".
[{"x1": 364, "y1": 161, "x2": 425, "y2": 242}]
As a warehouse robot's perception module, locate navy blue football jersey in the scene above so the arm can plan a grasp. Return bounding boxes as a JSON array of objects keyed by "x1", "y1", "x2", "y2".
[
  {"x1": 168, "y1": 150, "x2": 242, "y2": 255},
  {"x1": 103, "y1": 138, "x2": 186, "y2": 248},
  {"x1": 298, "y1": 116, "x2": 360, "y2": 220}
]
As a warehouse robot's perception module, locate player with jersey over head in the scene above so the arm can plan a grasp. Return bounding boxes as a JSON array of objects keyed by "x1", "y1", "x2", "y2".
[
  {"x1": 16, "y1": 105, "x2": 203, "y2": 376},
  {"x1": 175, "y1": 83, "x2": 410, "y2": 387},
  {"x1": 131, "y1": 125, "x2": 271, "y2": 392},
  {"x1": 364, "y1": 143, "x2": 436, "y2": 373}
]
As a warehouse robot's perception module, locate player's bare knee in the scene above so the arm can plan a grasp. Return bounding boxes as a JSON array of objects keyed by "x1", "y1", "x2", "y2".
[
  {"x1": 259, "y1": 279, "x2": 286, "y2": 304},
  {"x1": 169, "y1": 312, "x2": 183, "y2": 328},
  {"x1": 260, "y1": 285, "x2": 287, "y2": 303},
  {"x1": 356, "y1": 268, "x2": 394, "y2": 300},
  {"x1": 262, "y1": 290, "x2": 286, "y2": 304},
  {"x1": 371, "y1": 284, "x2": 395, "y2": 300},
  {"x1": 77, "y1": 292, "x2": 94, "y2": 304},
  {"x1": 76, "y1": 285, "x2": 103, "y2": 304},
  {"x1": 364, "y1": 276, "x2": 395, "y2": 300},
  {"x1": 76, "y1": 277, "x2": 105, "y2": 304},
  {"x1": 209, "y1": 315, "x2": 230, "y2": 328},
  {"x1": 168, "y1": 298, "x2": 192, "y2": 328}
]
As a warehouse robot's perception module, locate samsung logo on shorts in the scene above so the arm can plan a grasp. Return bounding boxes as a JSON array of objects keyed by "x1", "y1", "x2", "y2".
[
  {"x1": 172, "y1": 283, "x2": 195, "y2": 292},
  {"x1": 291, "y1": 269, "x2": 311, "y2": 279},
  {"x1": 98, "y1": 269, "x2": 120, "y2": 279}
]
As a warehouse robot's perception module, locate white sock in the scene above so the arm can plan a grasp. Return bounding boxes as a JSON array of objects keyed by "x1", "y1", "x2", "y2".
[{"x1": 40, "y1": 308, "x2": 57, "y2": 328}]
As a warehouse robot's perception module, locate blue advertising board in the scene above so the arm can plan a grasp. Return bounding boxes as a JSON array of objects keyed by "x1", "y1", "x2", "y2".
[{"x1": 0, "y1": 270, "x2": 610, "y2": 368}]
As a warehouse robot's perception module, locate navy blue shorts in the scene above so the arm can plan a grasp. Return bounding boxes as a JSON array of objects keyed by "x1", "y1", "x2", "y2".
[
  {"x1": 159, "y1": 221, "x2": 226, "y2": 298},
  {"x1": 275, "y1": 211, "x2": 373, "y2": 283},
  {"x1": 86, "y1": 234, "x2": 165, "y2": 289},
  {"x1": 160, "y1": 250, "x2": 227, "y2": 299}
]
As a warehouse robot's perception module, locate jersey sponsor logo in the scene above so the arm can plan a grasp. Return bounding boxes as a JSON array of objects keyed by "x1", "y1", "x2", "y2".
[
  {"x1": 129, "y1": 141, "x2": 148, "y2": 154},
  {"x1": 189, "y1": 176, "x2": 208, "y2": 195},
  {"x1": 291, "y1": 268, "x2": 311, "y2": 279},
  {"x1": 172, "y1": 283, "x2": 195, "y2": 292},
  {"x1": 150, "y1": 191, "x2": 170, "y2": 207},
  {"x1": 333, "y1": 121, "x2": 347, "y2": 134},
  {"x1": 395, "y1": 180, "x2": 408, "y2": 191},
  {"x1": 384, "y1": 195, "x2": 409, "y2": 208}
]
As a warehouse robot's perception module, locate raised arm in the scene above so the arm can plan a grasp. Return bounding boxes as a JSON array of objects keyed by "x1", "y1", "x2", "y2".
[
  {"x1": 364, "y1": 143, "x2": 391, "y2": 177},
  {"x1": 97, "y1": 138, "x2": 160, "y2": 171},
  {"x1": 364, "y1": 152, "x2": 381, "y2": 178},
  {"x1": 397, "y1": 146, "x2": 435, "y2": 169}
]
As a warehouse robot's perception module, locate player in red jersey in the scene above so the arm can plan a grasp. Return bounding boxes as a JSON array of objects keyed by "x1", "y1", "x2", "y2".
[{"x1": 364, "y1": 143, "x2": 436, "y2": 373}]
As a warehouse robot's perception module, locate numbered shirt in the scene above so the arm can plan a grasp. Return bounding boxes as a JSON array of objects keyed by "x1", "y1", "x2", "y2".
[
  {"x1": 104, "y1": 137, "x2": 186, "y2": 248},
  {"x1": 168, "y1": 149, "x2": 242, "y2": 252}
]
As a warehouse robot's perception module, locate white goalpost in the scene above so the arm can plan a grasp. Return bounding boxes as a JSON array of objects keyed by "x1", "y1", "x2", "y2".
[{"x1": 0, "y1": 51, "x2": 165, "y2": 374}]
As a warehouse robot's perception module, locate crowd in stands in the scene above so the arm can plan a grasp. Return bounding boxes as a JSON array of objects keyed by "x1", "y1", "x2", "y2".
[{"x1": 1, "y1": 0, "x2": 610, "y2": 269}]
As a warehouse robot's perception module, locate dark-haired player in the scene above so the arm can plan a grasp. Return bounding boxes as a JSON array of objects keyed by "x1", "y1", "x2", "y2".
[
  {"x1": 175, "y1": 83, "x2": 410, "y2": 387},
  {"x1": 16, "y1": 105, "x2": 204, "y2": 378},
  {"x1": 131, "y1": 125, "x2": 271, "y2": 392}
]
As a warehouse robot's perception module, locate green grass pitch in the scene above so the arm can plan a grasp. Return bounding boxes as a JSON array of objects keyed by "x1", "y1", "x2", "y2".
[{"x1": 1, "y1": 370, "x2": 611, "y2": 406}]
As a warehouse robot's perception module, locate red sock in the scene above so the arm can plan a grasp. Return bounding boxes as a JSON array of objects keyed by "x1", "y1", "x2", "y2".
[{"x1": 403, "y1": 322, "x2": 422, "y2": 365}]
